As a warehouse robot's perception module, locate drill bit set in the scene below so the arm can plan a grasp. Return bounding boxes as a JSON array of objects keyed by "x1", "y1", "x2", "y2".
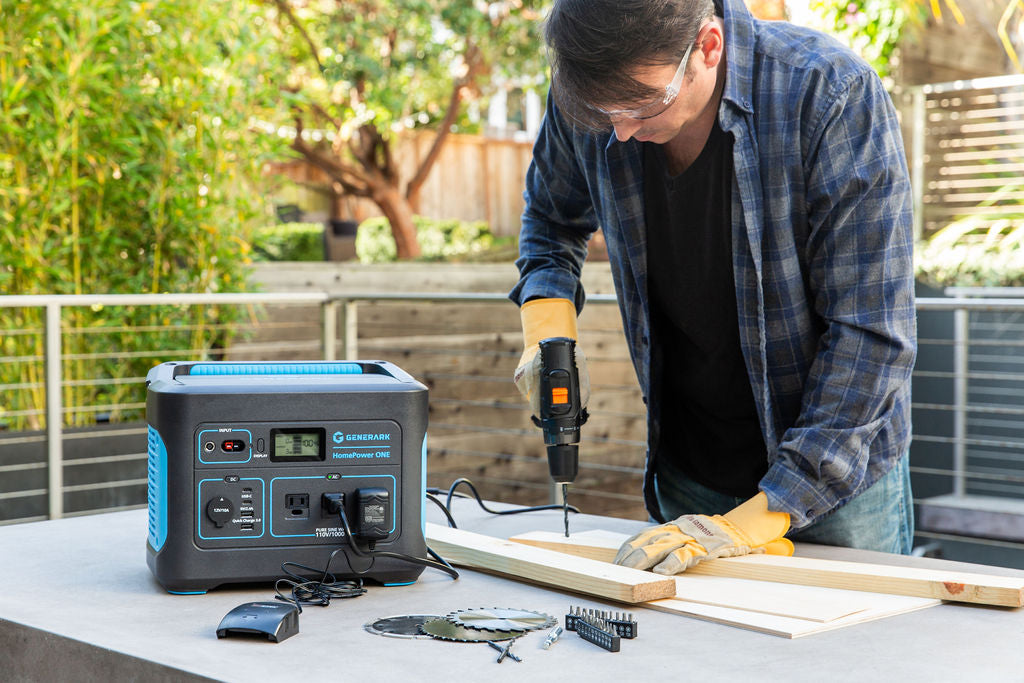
[{"x1": 565, "y1": 605, "x2": 639, "y2": 652}]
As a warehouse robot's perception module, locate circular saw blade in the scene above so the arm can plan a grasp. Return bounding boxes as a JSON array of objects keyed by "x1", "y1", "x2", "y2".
[
  {"x1": 446, "y1": 607, "x2": 556, "y2": 633},
  {"x1": 419, "y1": 617, "x2": 519, "y2": 642},
  {"x1": 364, "y1": 615, "x2": 441, "y2": 639}
]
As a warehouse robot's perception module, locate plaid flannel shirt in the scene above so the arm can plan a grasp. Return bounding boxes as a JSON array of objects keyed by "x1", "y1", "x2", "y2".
[{"x1": 510, "y1": 0, "x2": 917, "y2": 528}]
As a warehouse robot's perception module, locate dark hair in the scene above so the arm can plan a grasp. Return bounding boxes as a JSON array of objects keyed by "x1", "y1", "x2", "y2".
[{"x1": 544, "y1": 0, "x2": 715, "y2": 131}]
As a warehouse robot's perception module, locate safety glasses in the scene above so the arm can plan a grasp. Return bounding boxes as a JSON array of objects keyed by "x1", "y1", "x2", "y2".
[{"x1": 596, "y1": 34, "x2": 699, "y2": 122}]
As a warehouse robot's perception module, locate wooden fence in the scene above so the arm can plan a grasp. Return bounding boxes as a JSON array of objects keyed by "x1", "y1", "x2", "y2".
[
  {"x1": 899, "y1": 74, "x2": 1024, "y2": 241},
  {"x1": 269, "y1": 132, "x2": 535, "y2": 238},
  {"x1": 237, "y1": 262, "x2": 650, "y2": 521}
]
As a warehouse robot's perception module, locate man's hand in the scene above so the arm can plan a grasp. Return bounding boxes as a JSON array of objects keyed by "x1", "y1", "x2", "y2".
[
  {"x1": 614, "y1": 492, "x2": 794, "y2": 575},
  {"x1": 514, "y1": 298, "x2": 590, "y2": 415}
]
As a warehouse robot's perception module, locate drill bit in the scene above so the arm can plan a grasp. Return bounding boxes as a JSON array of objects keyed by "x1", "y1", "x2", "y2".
[
  {"x1": 562, "y1": 483, "x2": 570, "y2": 537},
  {"x1": 565, "y1": 483, "x2": 573, "y2": 536}
]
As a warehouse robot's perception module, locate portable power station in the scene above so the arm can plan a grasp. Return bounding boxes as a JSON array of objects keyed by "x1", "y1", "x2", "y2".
[{"x1": 145, "y1": 360, "x2": 428, "y2": 593}]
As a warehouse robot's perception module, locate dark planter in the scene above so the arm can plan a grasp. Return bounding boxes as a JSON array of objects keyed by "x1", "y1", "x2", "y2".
[{"x1": 324, "y1": 220, "x2": 359, "y2": 261}]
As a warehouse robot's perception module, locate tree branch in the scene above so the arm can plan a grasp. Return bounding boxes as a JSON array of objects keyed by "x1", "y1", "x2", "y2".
[
  {"x1": 291, "y1": 118, "x2": 372, "y2": 197},
  {"x1": 270, "y1": 0, "x2": 325, "y2": 73},
  {"x1": 406, "y1": 42, "x2": 488, "y2": 207}
]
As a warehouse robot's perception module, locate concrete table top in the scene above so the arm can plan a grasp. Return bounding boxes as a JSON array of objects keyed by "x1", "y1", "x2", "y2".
[{"x1": 1, "y1": 498, "x2": 1023, "y2": 682}]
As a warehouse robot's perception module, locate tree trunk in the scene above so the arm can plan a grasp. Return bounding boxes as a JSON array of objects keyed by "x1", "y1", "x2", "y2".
[{"x1": 374, "y1": 185, "x2": 420, "y2": 260}]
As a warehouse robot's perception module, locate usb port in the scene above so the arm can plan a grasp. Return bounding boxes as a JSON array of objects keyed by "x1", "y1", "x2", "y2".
[
  {"x1": 240, "y1": 509, "x2": 254, "y2": 518},
  {"x1": 241, "y1": 522, "x2": 254, "y2": 531}
]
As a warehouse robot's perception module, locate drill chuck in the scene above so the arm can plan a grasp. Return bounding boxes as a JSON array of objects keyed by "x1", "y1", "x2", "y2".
[{"x1": 546, "y1": 443, "x2": 579, "y2": 484}]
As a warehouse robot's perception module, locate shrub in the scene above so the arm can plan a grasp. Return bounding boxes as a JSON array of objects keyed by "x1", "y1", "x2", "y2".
[
  {"x1": 915, "y1": 219, "x2": 1024, "y2": 288},
  {"x1": 252, "y1": 223, "x2": 325, "y2": 261},
  {"x1": 356, "y1": 216, "x2": 499, "y2": 263},
  {"x1": 0, "y1": 1, "x2": 284, "y2": 430}
]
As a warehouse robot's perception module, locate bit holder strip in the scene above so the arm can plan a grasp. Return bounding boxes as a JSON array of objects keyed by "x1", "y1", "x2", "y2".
[
  {"x1": 566, "y1": 606, "x2": 637, "y2": 639},
  {"x1": 574, "y1": 616, "x2": 621, "y2": 653}
]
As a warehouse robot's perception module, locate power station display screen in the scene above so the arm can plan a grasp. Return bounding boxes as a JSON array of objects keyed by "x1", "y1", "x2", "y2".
[{"x1": 270, "y1": 428, "x2": 325, "y2": 462}]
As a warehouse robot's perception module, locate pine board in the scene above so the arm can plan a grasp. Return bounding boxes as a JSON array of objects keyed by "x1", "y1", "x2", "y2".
[
  {"x1": 510, "y1": 531, "x2": 881, "y2": 622},
  {"x1": 509, "y1": 529, "x2": 1024, "y2": 608},
  {"x1": 423, "y1": 523, "x2": 675, "y2": 603}
]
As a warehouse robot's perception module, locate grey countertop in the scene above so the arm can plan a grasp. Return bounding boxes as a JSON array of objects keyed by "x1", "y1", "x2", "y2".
[{"x1": 1, "y1": 499, "x2": 1023, "y2": 682}]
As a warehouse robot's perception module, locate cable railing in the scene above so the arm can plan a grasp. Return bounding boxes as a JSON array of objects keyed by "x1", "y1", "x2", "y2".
[{"x1": 2, "y1": 290, "x2": 1024, "y2": 564}]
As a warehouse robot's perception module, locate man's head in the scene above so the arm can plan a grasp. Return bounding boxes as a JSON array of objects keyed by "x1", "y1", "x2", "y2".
[{"x1": 545, "y1": 0, "x2": 719, "y2": 140}]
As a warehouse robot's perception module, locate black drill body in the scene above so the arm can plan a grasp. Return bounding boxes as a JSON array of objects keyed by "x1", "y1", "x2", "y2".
[{"x1": 536, "y1": 337, "x2": 587, "y2": 535}]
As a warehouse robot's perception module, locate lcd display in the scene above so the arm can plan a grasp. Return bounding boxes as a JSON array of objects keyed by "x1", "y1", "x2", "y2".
[{"x1": 270, "y1": 428, "x2": 325, "y2": 462}]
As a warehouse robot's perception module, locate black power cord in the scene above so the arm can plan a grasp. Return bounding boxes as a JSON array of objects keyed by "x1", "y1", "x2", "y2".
[
  {"x1": 273, "y1": 551, "x2": 367, "y2": 613},
  {"x1": 336, "y1": 505, "x2": 460, "y2": 580},
  {"x1": 274, "y1": 473, "x2": 569, "y2": 611},
  {"x1": 427, "y1": 477, "x2": 582, "y2": 527}
]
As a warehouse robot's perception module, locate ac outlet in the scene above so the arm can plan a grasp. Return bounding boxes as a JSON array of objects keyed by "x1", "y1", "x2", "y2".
[{"x1": 285, "y1": 493, "x2": 310, "y2": 520}]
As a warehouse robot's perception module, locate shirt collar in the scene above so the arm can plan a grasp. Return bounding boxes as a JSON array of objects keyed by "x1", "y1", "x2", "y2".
[{"x1": 720, "y1": 0, "x2": 756, "y2": 116}]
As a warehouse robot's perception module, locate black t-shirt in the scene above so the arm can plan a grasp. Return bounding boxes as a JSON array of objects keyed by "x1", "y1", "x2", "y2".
[{"x1": 643, "y1": 120, "x2": 767, "y2": 498}]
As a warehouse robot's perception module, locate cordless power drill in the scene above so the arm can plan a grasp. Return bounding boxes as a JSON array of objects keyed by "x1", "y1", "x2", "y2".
[{"x1": 534, "y1": 337, "x2": 588, "y2": 537}]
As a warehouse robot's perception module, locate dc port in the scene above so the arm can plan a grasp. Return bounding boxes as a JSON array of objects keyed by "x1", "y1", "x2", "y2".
[{"x1": 204, "y1": 441, "x2": 215, "y2": 452}]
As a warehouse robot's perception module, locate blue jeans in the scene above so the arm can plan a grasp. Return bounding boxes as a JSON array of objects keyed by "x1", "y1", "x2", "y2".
[{"x1": 653, "y1": 456, "x2": 914, "y2": 554}]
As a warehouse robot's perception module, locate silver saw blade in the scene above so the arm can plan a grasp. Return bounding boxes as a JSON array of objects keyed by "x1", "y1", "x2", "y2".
[
  {"x1": 364, "y1": 615, "x2": 441, "y2": 639},
  {"x1": 446, "y1": 607, "x2": 556, "y2": 633},
  {"x1": 419, "y1": 617, "x2": 519, "y2": 642}
]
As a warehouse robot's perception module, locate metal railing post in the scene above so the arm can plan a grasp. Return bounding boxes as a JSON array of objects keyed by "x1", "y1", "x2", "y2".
[
  {"x1": 338, "y1": 299, "x2": 359, "y2": 360},
  {"x1": 911, "y1": 87, "x2": 926, "y2": 243},
  {"x1": 322, "y1": 300, "x2": 339, "y2": 360},
  {"x1": 45, "y1": 303, "x2": 64, "y2": 519},
  {"x1": 953, "y1": 308, "x2": 969, "y2": 497}
]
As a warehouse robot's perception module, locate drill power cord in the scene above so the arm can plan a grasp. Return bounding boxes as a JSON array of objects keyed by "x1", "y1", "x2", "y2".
[{"x1": 428, "y1": 477, "x2": 581, "y2": 528}]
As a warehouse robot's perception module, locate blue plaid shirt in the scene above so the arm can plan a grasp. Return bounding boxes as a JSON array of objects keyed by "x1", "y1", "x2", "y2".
[{"x1": 510, "y1": 0, "x2": 916, "y2": 529}]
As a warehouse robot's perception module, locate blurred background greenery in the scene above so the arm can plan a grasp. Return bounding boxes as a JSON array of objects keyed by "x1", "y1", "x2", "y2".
[{"x1": 3, "y1": 0, "x2": 1024, "y2": 431}]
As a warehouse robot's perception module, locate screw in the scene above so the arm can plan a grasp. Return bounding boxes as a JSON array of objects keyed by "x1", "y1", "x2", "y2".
[{"x1": 486, "y1": 639, "x2": 521, "y2": 663}]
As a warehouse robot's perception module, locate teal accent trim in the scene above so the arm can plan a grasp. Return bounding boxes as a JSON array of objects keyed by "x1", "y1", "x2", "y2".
[
  {"x1": 189, "y1": 363, "x2": 363, "y2": 376},
  {"x1": 146, "y1": 425, "x2": 169, "y2": 553},
  {"x1": 383, "y1": 581, "x2": 416, "y2": 587},
  {"x1": 167, "y1": 589, "x2": 207, "y2": 595},
  {"x1": 420, "y1": 434, "x2": 427, "y2": 536}
]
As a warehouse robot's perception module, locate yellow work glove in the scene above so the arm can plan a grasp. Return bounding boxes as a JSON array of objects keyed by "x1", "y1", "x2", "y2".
[
  {"x1": 513, "y1": 298, "x2": 590, "y2": 416},
  {"x1": 614, "y1": 492, "x2": 794, "y2": 575}
]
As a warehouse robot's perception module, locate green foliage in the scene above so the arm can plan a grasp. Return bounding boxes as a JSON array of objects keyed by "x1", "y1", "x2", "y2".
[
  {"x1": 916, "y1": 217, "x2": 1024, "y2": 287},
  {"x1": 0, "y1": 0, "x2": 287, "y2": 429},
  {"x1": 810, "y1": 0, "x2": 926, "y2": 79},
  {"x1": 356, "y1": 216, "x2": 504, "y2": 263},
  {"x1": 272, "y1": 1, "x2": 548, "y2": 136},
  {"x1": 252, "y1": 222, "x2": 325, "y2": 261}
]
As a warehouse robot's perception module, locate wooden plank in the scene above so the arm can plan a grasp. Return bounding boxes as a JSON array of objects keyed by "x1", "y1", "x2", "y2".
[
  {"x1": 645, "y1": 593, "x2": 939, "y2": 639},
  {"x1": 509, "y1": 529, "x2": 1024, "y2": 608},
  {"x1": 510, "y1": 531, "x2": 880, "y2": 622},
  {"x1": 423, "y1": 522, "x2": 675, "y2": 603}
]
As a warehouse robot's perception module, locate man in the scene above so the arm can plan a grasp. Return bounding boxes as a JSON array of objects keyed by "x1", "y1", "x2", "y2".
[{"x1": 511, "y1": 0, "x2": 917, "y2": 575}]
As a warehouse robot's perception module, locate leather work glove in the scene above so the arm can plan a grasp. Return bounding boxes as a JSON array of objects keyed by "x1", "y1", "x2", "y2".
[
  {"x1": 513, "y1": 298, "x2": 590, "y2": 416},
  {"x1": 614, "y1": 492, "x2": 794, "y2": 575}
]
